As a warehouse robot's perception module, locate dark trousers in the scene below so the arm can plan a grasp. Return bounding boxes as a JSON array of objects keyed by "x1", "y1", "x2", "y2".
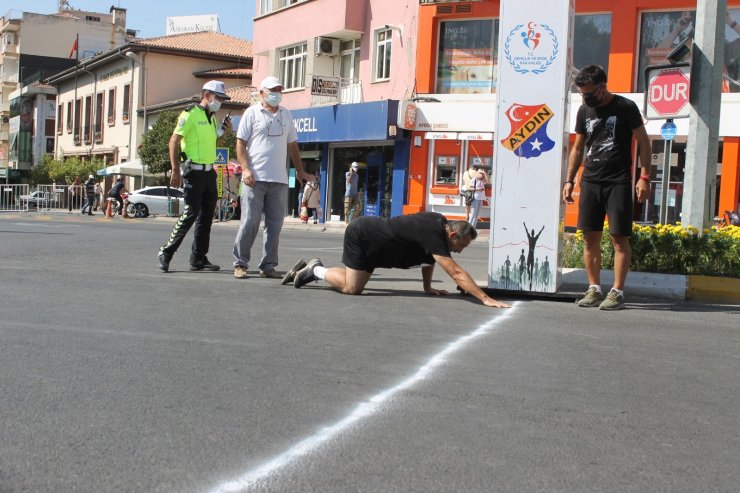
[
  {"x1": 111, "y1": 193, "x2": 123, "y2": 213},
  {"x1": 81, "y1": 195, "x2": 94, "y2": 214},
  {"x1": 160, "y1": 169, "x2": 218, "y2": 262}
]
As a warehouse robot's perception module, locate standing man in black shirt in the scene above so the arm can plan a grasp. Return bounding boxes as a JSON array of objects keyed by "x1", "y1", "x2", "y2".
[
  {"x1": 563, "y1": 65, "x2": 651, "y2": 310},
  {"x1": 282, "y1": 212, "x2": 510, "y2": 308}
]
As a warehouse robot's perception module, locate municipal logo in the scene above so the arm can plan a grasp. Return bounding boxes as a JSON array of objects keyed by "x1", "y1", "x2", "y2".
[
  {"x1": 504, "y1": 22, "x2": 558, "y2": 75},
  {"x1": 501, "y1": 103, "x2": 555, "y2": 159}
]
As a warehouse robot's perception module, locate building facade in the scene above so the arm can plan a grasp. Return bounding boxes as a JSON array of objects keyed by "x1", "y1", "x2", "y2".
[
  {"x1": 45, "y1": 31, "x2": 253, "y2": 190},
  {"x1": 404, "y1": 0, "x2": 740, "y2": 226},
  {"x1": 0, "y1": 6, "x2": 133, "y2": 176},
  {"x1": 252, "y1": 0, "x2": 418, "y2": 221}
]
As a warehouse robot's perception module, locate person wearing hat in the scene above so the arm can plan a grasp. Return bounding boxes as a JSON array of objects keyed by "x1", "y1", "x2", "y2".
[
  {"x1": 345, "y1": 162, "x2": 360, "y2": 224},
  {"x1": 157, "y1": 80, "x2": 233, "y2": 272},
  {"x1": 81, "y1": 174, "x2": 96, "y2": 216},
  {"x1": 232, "y1": 76, "x2": 314, "y2": 279}
]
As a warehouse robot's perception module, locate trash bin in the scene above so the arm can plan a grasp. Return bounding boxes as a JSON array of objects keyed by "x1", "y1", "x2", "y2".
[{"x1": 167, "y1": 198, "x2": 179, "y2": 217}]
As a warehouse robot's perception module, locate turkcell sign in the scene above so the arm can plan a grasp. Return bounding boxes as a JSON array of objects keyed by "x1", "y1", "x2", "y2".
[{"x1": 489, "y1": 1, "x2": 574, "y2": 293}]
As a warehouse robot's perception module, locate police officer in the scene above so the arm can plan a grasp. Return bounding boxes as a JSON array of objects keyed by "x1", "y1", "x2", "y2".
[{"x1": 158, "y1": 80, "x2": 232, "y2": 272}]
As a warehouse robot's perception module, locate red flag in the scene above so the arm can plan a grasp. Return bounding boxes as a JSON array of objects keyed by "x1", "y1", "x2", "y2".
[{"x1": 68, "y1": 37, "x2": 78, "y2": 59}]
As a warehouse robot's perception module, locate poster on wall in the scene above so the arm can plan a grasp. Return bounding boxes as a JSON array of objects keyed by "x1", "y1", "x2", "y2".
[
  {"x1": 489, "y1": 1, "x2": 574, "y2": 293},
  {"x1": 637, "y1": 8, "x2": 740, "y2": 92},
  {"x1": 436, "y1": 19, "x2": 499, "y2": 94}
]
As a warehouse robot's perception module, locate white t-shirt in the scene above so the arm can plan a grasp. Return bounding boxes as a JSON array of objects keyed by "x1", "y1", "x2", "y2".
[{"x1": 237, "y1": 104, "x2": 298, "y2": 184}]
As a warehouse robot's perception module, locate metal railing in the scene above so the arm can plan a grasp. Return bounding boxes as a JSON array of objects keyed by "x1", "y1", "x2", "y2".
[
  {"x1": 35, "y1": 184, "x2": 84, "y2": 213},
  {"x1": 0, "y1": 183, "x2": 29, "y2": 213}
]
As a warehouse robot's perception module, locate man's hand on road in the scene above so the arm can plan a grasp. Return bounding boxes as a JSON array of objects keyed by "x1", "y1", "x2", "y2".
[{"x1": 483, "y1": 297, "x2": 511, "y2": 308}]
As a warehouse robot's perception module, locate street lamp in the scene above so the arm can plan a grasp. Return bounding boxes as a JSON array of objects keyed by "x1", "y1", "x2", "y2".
[{"x1": 125, "y1": 52, "x2": 148, "y2": 187}]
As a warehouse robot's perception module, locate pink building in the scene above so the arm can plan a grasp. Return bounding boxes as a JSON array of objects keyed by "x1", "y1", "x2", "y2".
[{"x1": 251, "y1": 0, "x2": 419, "y2": 221}]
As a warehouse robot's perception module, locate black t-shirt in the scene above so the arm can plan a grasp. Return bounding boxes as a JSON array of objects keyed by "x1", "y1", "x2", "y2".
[
  {"x1": 355, "y1": 212, "x2": 451, "y2": 269},
  {"x1": 575, "y1": 94, "x2": 643, "y2": 183},
  {"x1": 110, "y1": 181, "x2": 124, "y2": 195}
]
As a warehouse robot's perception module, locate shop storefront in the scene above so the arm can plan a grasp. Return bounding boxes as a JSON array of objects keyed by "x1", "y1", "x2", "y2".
[
  {"x1": 414, "y1": 2, "x2": 740, "y2": 228},
  {"x1": 399, "y1": 96, "x2": 497, "y2": 222},
  {"x1": 291, "y1": 100, "x2": 409, "y2": 222}
]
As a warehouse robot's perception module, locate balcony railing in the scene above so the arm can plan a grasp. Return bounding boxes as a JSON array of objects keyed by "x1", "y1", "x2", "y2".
[{"x1": 311, "y1": 77, "x2": 362, "y2": 107}]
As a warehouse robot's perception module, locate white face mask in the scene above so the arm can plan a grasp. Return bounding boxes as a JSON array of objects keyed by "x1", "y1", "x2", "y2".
[
  {"x1": 208, "y1": 97, "x2": 222, "y2": 112},
  {"x1": 265, "y1": 91, "x2": 282, "y2": 107}
]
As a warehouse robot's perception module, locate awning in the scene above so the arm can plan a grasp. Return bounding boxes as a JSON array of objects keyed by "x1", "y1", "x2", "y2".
[{"x1": 96, "y1": 159, "x2": 154, "y2": 177}]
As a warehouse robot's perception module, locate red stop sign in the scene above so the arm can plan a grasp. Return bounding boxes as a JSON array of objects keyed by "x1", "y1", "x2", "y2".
[{"x1": 647, "y1": 68, "x2": 690, "y2": 118}]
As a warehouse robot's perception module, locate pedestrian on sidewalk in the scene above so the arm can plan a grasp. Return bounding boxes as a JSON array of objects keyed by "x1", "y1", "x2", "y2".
[
  {"x1": 302, "y1": 175, "x2": 320, "y2": 224},
  {"x1": 93, "y1": 181, "x2": 102, "y2": 211},
  {"x1": 563, "y1": 65, "x2": 651, "y2": 310},
  {"x1": 344, "y1": 162, "x2": 360, "y2": 224},
  {"x1": 282, "y1": 212, "x2": 510, "y2": 308},
  {"x1": 232, "y1": 76, "x2": 314, "y2": 280},
  {"x1": 67, "y1": 176, "x2": 80, "y2": 213},
  {"x1": 81, "y1": 175, "x2": 95, "y2": 215}
]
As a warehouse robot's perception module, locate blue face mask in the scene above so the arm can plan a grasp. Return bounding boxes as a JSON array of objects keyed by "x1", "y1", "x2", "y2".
[{"x1": 266, "y1": 92, "x2": 282, "y2": 107}]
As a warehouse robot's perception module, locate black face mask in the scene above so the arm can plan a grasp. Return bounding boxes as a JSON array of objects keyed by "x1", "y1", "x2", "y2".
[{"x1": 584, "y1": 94, "x2": 601, "y2": 108}]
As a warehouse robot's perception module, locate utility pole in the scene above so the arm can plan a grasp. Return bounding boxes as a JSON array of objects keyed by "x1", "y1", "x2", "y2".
[{"x1": 682, "y1": 0, "x2": 726, "y2": 229}]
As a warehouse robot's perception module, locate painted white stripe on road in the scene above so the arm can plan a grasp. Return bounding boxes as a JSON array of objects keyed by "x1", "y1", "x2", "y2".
[{"x1": 207, "y1": 302, "x2": 519, "y2": 493}]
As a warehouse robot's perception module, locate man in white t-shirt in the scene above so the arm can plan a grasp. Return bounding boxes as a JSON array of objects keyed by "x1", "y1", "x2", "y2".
[{"x1": 232, "y1": 76, "x2": 314, "y2": 279}]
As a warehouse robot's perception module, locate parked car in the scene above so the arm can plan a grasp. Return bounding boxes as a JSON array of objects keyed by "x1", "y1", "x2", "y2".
[
  {"x1": 126, "y1": 186, "x2": 185, "y2": 217},
  {"x1": 18, "y1": 191, "x2": 55, "y2": 207}
]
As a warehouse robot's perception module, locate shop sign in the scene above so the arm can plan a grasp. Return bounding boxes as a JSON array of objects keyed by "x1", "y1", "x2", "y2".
[
  {"x1": 311, "y1": 75, "x2": 340, "y2": 98},
  {"x1": 425, "y1": 132, "x2": 458, "y2": 140},
  {"x1": 490, "y1": 1, "x2": 574, "y2": 294},
  {"x1": 459, "y1": 132, "x2": 493, "y2": 140}
]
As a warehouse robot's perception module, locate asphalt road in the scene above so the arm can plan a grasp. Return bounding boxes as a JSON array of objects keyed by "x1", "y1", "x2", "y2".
[{"x1": 1, "y1": 214, "x2": 739, "y2": 493}]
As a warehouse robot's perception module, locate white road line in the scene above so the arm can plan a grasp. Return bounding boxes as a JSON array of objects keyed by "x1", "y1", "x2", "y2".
[{"x1": 206, "y1": 302, "x2": 519, "y2": 493}]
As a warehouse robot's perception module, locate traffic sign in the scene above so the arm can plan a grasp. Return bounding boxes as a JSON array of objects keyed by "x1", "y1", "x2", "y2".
[
  {"x1": 215, "y1": 147, "x2": 229, "y2": 165},
  {"x1": 660, "y1": 121, "x2": 677, "y2": 140},
  {"x1": 645, "y1": 64, "x2": 691, "y2": 120}
]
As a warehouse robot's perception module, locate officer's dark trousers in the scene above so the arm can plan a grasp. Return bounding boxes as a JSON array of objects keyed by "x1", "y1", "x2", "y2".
[{"x1": 160, "y1": 169, "x2": 218, "y2": 263}]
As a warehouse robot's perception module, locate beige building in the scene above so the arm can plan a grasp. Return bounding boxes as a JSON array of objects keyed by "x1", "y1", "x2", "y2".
[
  {"x1": 45, "y1": 30, "x2": 253, "y2": 188},
  {"x1": 0, "y1": 6, "x2": 133, "y2": 174}
]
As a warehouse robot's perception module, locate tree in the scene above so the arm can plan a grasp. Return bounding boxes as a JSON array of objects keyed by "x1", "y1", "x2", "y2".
[
  {"x1": 33, "y1": 155, "x2": 102, "y2": 184},
  {"x1": 139, "y1": 111, "x2": 178, "y2": 175}
]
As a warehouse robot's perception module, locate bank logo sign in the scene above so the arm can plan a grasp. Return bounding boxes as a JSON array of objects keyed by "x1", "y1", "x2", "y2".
[
  {"x1": 504, "y1": 22, "x2": 559, "y2": 75},
  {"x1": 500, "y1": 103, "x2": 555, "y2": 159}
]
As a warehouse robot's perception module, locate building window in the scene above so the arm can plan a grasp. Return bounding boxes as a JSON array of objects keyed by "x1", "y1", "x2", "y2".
[
  {"x1": 85, "y1": 15, "x2": 100, "y2": 22},
  {"x1": 95, "y1": 92, "x2": 104, "y2": 143},
  {"x1": 57, "y1": 104, "x2": 63, "y2": 135},
  {"x1": 83, "y1": 95, "x2": 92, "y2": 144},
  {"x1": 122, "y1": 84, "x2": 131, "y2": 123},
  {"x1": 73, "y1": 99, "x2": 81, "y2": 144},
  {"x1": 260, "y1": 0, "x2": 303, "y2": 15},
  {"x1": 436, "y1": 19, "x2": 498, "y2": 94},
  {"x1": 340, "y1": 39, "x2": 361, "y2": 82},
  {"x1": 66, "y1": 101, "x2": 72, "y2": 133},
  {"x1": 107, "y1": 88, "x2": 116, "y2": 125},
  {"x1": 279, "y1": 43, "x2": 307, "y2": 90},
  {"x1": 374, "y1": 28, "x2": 392, "y2": 81},
  {"x1": 572, "y1": 14, "x2": 612, "y2": 91}
]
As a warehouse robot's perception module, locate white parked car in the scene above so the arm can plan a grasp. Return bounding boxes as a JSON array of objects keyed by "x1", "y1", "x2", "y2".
[
  {"x1": 126, "y1": 186, "x2": 184, "y2": 217},
  {"x1": 18, "y1": 191, "x2": 56, "y2": 207}
]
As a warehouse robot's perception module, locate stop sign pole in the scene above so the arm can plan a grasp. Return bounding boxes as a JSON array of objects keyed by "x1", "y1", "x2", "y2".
[{"x1": 644, "y1": 63, "x2": 691, "y2": 224}]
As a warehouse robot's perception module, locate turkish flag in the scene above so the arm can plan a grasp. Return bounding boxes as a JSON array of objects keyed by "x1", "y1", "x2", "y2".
[{"x1": 68, "y1": 38, "x2": 78, "y2": 59}]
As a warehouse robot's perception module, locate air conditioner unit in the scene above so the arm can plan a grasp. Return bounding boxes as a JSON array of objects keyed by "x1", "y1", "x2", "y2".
[{"x1": 315, "y1": 37, "x2": 339, "y2": 57}]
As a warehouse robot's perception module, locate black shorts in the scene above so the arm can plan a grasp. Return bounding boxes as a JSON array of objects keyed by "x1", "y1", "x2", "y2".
[
  {"x1": 578, "y1": 180, "x2": 633, "y2": 236},
  {"x1": 341, "y1": 222, "x2": 374, "y2": 272}
]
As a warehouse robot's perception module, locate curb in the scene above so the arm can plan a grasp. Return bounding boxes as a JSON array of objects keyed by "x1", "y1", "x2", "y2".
[
  {"x1": 561, "y1": 268, "x2": 687, "y2": 301},
  {"x1": 687, "y1": 276, "x2": 740, "y2": 303},
  {"x1": 561, "y1": 268, "x2": 740, "y2": 304}
]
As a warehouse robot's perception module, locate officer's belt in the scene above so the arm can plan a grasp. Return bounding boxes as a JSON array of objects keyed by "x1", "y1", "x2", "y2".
[{"x1": 189, "y1": 163, "x2": 213, "y2": 171}]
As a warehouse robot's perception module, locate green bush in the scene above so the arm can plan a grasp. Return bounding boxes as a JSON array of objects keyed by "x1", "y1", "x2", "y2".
[{"x1": 563, "y1": 223, "x2": 740, "y2": 278}]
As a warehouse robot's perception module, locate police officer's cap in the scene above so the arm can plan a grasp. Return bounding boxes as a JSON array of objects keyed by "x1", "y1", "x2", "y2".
[{"x1": 202, "y1": 80, "x2": 231, "y2": 100}]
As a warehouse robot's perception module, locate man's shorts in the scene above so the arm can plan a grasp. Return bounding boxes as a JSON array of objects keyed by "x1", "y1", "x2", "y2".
[
  {"x1": 341, "y1": 220, "x2": 374, "y2": 272},
  {"x1": 578, "y1": 180, "x2": 633, "y2": 236}
]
